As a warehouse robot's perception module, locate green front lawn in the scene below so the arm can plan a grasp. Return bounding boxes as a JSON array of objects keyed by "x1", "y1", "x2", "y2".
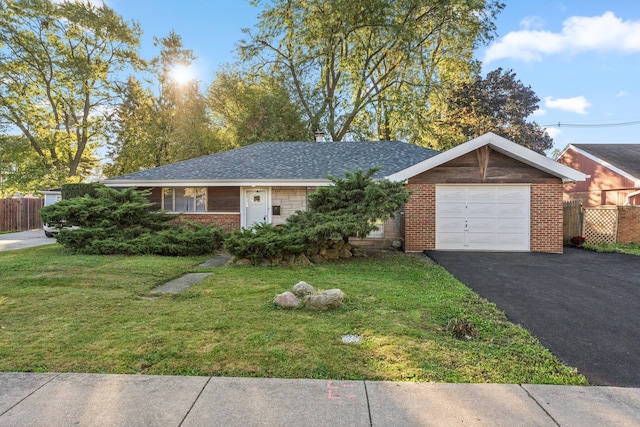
[
  {"x1": 584, "y1": 242, "x2": 640, "y2": 256},
  {"x1": 0, "y1": 245, "x2": 587, "y2": 384}
]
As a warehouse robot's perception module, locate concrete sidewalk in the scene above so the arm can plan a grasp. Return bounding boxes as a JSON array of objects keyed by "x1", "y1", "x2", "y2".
[{"x1": 1, "y1": 373, "x2": 639, "y2": 426}]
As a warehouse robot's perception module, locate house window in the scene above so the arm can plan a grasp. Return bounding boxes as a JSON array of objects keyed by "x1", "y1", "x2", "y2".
[
  {"x1": 163, "y1": 187, "x2": 206, "y2": 212},
  {"x1": 367, "y1": 220, "x2": 385, "y2": 238}
]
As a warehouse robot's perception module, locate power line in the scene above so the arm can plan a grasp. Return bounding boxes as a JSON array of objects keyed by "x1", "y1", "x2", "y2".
[{"x1": 541, "y1": 120, "x2": 640, "y2": 128}]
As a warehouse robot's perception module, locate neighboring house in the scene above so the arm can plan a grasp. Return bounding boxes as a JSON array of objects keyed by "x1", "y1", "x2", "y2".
[
  {"x1": 41, "y1": 189, "x2": 62, "y2": 207},
  {"x1": 556, "y1": 144, "x2": 640, "y2": 206},
  {"x1": 105, "y1": 132, "x2": 586, "y2": 253}
]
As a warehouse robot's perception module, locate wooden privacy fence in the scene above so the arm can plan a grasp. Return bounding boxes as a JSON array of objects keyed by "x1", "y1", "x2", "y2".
[
  {"x1": 563, "y1": 200, "x2": 583, "y2": 243},
  {"x1": 0, "y1": 198, "x2": 44, "y2": 232},
  {"x1": 563, "y1": 201, "x2": 640, "y2": 245}
]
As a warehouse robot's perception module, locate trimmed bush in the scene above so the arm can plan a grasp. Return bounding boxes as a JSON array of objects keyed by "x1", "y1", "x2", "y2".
[{"x1": 40, "y1": 186, "x2": 226, "y2": 256}]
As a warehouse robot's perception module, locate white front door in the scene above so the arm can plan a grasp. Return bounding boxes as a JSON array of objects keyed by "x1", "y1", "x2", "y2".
[
  {"x1": 436, "y1": 185, "x2": 530, "y2": 251},
  {"x1": 244, "y1": 188, "x2": 269, "y2": 227}
]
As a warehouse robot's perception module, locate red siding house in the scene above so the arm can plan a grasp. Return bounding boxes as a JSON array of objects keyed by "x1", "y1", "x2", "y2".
[
  {"x1": 105, "y1": 133, "x2": 586, "y2": 253},
  {"x1": 556, "y1": 144, "x2": 640, "y2": 206}
]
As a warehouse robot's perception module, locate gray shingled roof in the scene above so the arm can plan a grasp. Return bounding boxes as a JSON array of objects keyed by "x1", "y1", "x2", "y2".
[
  {"x1": 573, "y1": 144, "x2": 640, "y2": 178},
  {"x1": 106, "y1": 141, "x2": 440, "y2": 182}
]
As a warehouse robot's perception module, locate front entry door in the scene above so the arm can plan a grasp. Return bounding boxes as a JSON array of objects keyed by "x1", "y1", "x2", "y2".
[{"x1": 244, "y1": 188, "x2": 269, "y2": 227}]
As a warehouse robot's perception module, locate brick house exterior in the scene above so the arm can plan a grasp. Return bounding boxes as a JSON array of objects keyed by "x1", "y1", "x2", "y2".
[
  {"x1": 557, "y1": 144, "x2": 640, "y2": 206},
  {"x1": 105, "y1": 133, "x2": 586, "y2": 253}
]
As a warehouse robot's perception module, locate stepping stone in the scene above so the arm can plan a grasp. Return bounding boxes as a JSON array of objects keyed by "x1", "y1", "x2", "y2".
[
  {"x1": 198, "y1": 253, "x2": 231, "y2": 268},
  {"x1": 150, "y1": 273, "x2": 213, "y2": 294}
]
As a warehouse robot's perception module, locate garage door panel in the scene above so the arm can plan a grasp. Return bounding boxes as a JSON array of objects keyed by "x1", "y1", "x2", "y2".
[
  {"x1": 437, "y1": 188, "x2": 467, "y2": 201},
  {"x1": 437, "y1": 233, "x2": 466, "y2": 249},
  {"x1": 437, "y1": 202, "x2": 466, "y2": 217},
  {"x1": 467, "y1": 187, "x2": 495, "y2": 201},
  {"x1": 468, "y1": 218, "x2": 496, "y2": 232},
  {"x1": 438, "y1": 218, "x2": 465, "y2": 230},
  {"x1": 436, "y1": 185, "x2": 530, "y2": 251},
  {"x1": 498, "y1": 218, "x2": 528, "y2": 231},
  {"x1": 497, "y1": 187, "x2": 527, "y2": 201},
  {"x1": 497, "y1": 204, "x2": 528, "y2": 218},
  {"x1": 467, "y1": 203, "x2": 496, "y2": 217}
]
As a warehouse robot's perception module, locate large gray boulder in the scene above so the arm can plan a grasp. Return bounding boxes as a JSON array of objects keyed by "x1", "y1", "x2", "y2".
[
  {"x1": 292, "y1": 281, "x2": 316, "y2": 298},
  {"x1": 273, "y1": 291, "x2": 301, "y2": 308},
  {"x1": 304, "y1": 289, "x2": 345, "y2": 311}
]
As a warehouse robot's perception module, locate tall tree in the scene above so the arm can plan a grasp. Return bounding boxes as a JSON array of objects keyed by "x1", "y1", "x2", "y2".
[
  {"x1": 432, "y1": 68, "x2": 553, "y2": 153},
  {"x1": 105, "y1": 31, "x2": 218, "y2": 176},
  {"x1": 207, "y1": 69, "x2": 310, "y2": 147},
  {"x1": 0, "y1": 0, "x2": 141, "y2": 189},
  {"x1": 240, "y1": 0, "x2": 504, "y2": 142}
]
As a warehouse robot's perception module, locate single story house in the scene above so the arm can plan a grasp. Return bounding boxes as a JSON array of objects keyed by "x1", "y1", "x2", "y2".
[
  {"x1": 556, "y1": 144, "x2": 640, "y2": 206},
  {"x1": 105, "y1": 132, "x2": 586, "y2": 253}
]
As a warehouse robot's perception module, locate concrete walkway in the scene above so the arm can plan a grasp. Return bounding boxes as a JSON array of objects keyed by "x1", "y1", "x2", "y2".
[
  {"x1": 149, "y1": 253, "x2": 231, "y2": 294},
  {"x1": 1, "y1": 373, "x2": 639, "y2": 426}
]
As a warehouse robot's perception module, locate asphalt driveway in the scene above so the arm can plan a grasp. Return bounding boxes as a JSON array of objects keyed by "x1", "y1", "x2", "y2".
[
  {"x1": 0, "y1": 229, "x2": 56, "y2": 251},
  {"x1": 424, "y1": 248, "x2": 640, "y2": 387}
]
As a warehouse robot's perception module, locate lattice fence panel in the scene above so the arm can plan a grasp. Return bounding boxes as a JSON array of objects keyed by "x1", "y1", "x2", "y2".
[{"x1": 583, "y1": 207, "x2": 618, "y2": 244}]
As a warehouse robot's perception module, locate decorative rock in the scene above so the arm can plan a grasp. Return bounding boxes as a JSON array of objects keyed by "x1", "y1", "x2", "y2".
[
  {"x1": 273, "y1": 291, "x2": 300, "y2": 308},
  {"x1": 304, "y1": 289, "x2": 345, "y2": 311},
  {"x1": 292, "y1": 254, "x2": 313, "y2": 266},
  {"x1": 391, "y1": 239, "x2": 404, "y2": 250},
  {"x1": 339, "y1": 248, "x2": 353, "y2": 258},
  {"x1": 292, "y1": 281, "x2": 316, "y2": 298},
  {"x1": 309, "y1": 253, "x2": 325, "y2": 264}
]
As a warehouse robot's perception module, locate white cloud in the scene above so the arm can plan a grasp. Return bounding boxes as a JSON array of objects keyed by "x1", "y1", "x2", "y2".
[
  {"x1": 544, "y1": 127, "x2": 562, "y2": 139},
  {"x1": 532, "y1": 108, "x2": 547, "y2": 116},
  {"x1": 544, "y1": 96, "x2": 591, "y2": 114},
  {"x1": 616, "y1": 91, "x2": 629, "y2": 98},
  {"x1": 484, "y1": 12, "x2": 640, "y2": 63},
  {"x1": 520, "y1": 16, "x2": 545, "y2": 30}
]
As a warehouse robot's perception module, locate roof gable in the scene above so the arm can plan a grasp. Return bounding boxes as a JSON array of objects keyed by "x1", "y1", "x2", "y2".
[
  {"x1": 105, "y1": 141, "x2": 440, "y2": 185},
  {"x1": 388, "y1": 133, "x2": 587, "y2": 183},
  {"x1": 564, "y1": 144, "x2": 640, "y2": 182}
]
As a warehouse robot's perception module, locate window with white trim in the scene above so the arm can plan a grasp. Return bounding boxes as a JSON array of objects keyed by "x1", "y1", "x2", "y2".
[
  {"x1": 366, "y1": 219, "x2": 385, "y2": 238},
  {"x1": 162, "y1": 187, "x2": 206, "y2": 212}
]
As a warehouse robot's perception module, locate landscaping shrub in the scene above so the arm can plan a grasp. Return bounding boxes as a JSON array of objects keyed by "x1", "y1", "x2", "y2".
[
  {"x1": 224, "y1": 223, "x2": 306, "y2": 264},
  {"x1": 40, "y1": 186, "x2": 225, "y2": 256},
  {"x1": 223, "y1": 168, "x2": 409, "y2": 263}
]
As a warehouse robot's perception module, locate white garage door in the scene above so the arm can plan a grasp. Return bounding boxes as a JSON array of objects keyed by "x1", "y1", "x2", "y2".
[{"x1": 436, "y1": 185, "x2": 530, "y2": 251}]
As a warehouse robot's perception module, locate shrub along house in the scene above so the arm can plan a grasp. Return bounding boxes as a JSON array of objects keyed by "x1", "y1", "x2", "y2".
[{"x1": 104, "y1": 132, "x2": 586, "y2": 253}]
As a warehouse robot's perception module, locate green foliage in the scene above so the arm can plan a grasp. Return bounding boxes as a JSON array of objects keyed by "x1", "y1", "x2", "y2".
[
  {"x1": 224, "y1": 168, "x2": 410, "y2": 262},
  {"x1": 61, "y1": 183, "x2": 106, "y2": 200},
  {"x1": 224, "y1": 223, "x2": 307, "y2": 264},
  {"x1": 431, "y1": 68, "x2": 553, "y2": 153},
  {"x1": 105, "y1": 32, "x2": 220, "y2": 176},
  {"x1": 306, "y1": 168, "x2": 409, "y2": 241},
  {"x1": 207, "y1": 69, "x2": 311, "y2": 147},
  {"x1": 39, "y1": 186, "x2": 225, "y2": 255},
  {"x1": 0, "y1": 0, "x2": 142, "y2": 187},
  {"x1": 240, "y1": 0, "x2": 504, "y2": 142}
]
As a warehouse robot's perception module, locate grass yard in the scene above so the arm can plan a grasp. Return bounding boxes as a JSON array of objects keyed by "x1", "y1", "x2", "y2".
[
  {"x1": 584, "y1": 242, "x2": 640, "y2": 256},
  {"x1": 0, "y1": 245, "x2": 587, "y2": 384}
]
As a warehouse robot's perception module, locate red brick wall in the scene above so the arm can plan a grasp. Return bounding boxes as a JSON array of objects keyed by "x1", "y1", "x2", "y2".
[
  {"x1": 403, "y1": 182, "x2": 564, "y2": 253},
  {"x1": 174, "y1": 213, "x2": 241, "y2": 234},
  {"x1": 617, "y1": 206, "x2": 640, "y2": 243},
  {"x1": 530, "y1": 183, "x2": 564, "y2": 253},
  {"x1": 404, "y1": 183, "x2": 436, "y2": 252}
]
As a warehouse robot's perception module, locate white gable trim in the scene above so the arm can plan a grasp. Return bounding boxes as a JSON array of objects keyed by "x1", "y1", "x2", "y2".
[
  {"x1": 565, "y1": 145, "x2": 640, "y2": 187},
  {"x1": 386, "y1": 132, "x2": 588, "y2": 184}
]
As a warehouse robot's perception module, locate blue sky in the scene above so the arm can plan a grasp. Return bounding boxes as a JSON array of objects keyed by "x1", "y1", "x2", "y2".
[{"x1": 103, "y1": 0, "x2": 640, "y2": 154}]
